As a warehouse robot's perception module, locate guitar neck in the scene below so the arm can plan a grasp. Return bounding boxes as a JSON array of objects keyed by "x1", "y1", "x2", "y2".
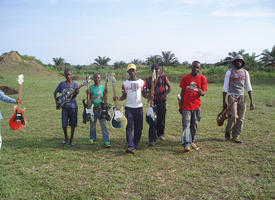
[
  {"x1": 18, "y1": 84, "x2": 22, "y2": 107},
  {"x1": 221, "y1": 98, "x2": 239, "y2": 115},
  {"x1": 112, "y1": 83, "x2": 119, "y2": 110}
]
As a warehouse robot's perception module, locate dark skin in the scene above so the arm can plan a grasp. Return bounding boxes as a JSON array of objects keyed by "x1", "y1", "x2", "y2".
[
  {"x1": 222, "y1": 59, "x2": 254, "y2": 111},
  {"x1": 113, "y1": 68, "x2": 147, "y2": 101},
  {"x1": 86, "y1": 74, "x2": 108, "y2": 106},
  {"x1": 53, "y1": 70, "x2": 79, "y2": 144},
  {"x1": 179, "y1": 62, "x2": 205, "y2": 113},
  {"x1": 147, "y1": 68, "x2": 172, "y2": 101}
]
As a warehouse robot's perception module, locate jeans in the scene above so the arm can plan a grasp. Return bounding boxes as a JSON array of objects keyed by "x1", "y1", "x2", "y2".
[
  {"x1": 125, "y1": 107, "x2": 143, "y2": 148},
  {"x1": 148, "y1": 101, "x2": 166, "y2": 142},
  {"x1": 89, "y1": 109, "x2": 110, "y2": 144},
  {"x1": 181, "y1": 109, "x2": 201, "y2": 147}
]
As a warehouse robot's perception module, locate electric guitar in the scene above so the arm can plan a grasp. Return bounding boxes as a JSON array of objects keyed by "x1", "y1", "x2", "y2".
[
  {"x1": 56, "y1": 76, "x2": 91, "y2": 110},
  {"x1": 217, "y1": 96, "x2": 241, "y2": 126},
  {"x1": 146, "y1": 69, "x2": 157, "y2": 125},
  {"x1": 99, "y1": 74, "x2": 112, "y2": 121},
  {"x1": 82, "y1": 75, "x2": 92, "y2": 123},
  {"x1": 9, "y1": 74, "x2": 26, "y2": 130},
  {"x1": 111, "y1": 73, "x2": 124, "y2": 128}
]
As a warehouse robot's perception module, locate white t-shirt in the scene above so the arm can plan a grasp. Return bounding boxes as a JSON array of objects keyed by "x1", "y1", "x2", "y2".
[{"x1": 122, "y1": 79, "x2": 145, "y2": 108}]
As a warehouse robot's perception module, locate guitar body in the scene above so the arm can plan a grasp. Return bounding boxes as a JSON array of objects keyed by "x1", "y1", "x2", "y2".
[
  {"x1": 111, "y1": 107, "x2": 122, "y2": 128},
  {"x1": 146, "y1": 105, "x2": 157, "y2": 126},
  {"x1": 100, "y1": 103, "x2": 112, "y2": 121},
  {"x1": 217, "y1": 108, "x2": 227, "y2": 126},
  {"x1": 9, "y1": 106, "x2": 26, "y2": 130},
  {"x1": 82, "y1": 99, "x2": 91, "y2": 124},
  {"x1": 56, "y1": 88, "x2": 74, "y2": 109}
]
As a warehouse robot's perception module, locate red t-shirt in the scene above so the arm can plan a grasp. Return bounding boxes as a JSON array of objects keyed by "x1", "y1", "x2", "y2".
[{"x1": 179, "y1": 73, "x2": 207, "y2": 110}]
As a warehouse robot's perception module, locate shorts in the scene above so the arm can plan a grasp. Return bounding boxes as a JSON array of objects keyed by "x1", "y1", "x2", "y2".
[{"x1": 62, "y1": 108, "x2": 78, "y2": 128}]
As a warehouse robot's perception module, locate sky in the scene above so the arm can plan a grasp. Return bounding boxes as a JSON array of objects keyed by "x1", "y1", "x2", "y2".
[{"x1": 0, "y1": 0, "x2": 275, "y2": 65}]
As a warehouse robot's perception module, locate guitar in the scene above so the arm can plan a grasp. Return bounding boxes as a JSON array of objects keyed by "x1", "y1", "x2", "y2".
[
  {"x1": 9, "y1": 74, "x2": 26, "y2": 130},
  {"x1": 217, "y1": 96, "x2": 241, "y2": 126},
  {"x1": 56, "y1": 76, "x2": 91, "y2": 110},
  {"x1": 146, "y1": 69, "x2": 157, "y2": 125},
  {"x1": 111, "y1": 73, "x2": 124, "y2": 128},
  {"x1": 82, "y1": 75, "x2": 93, "y2": 123},
  {"x1": 99, "y1": 74, "x2": 112, "y2": 121}
]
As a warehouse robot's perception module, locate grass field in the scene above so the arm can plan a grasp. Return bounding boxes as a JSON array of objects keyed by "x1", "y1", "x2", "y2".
[{"x1": 0, "y1": 71, "x2": 274, "y2": 200}]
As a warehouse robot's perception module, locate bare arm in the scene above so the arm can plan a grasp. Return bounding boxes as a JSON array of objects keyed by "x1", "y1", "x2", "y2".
[
  {"x1": 179, "y1": 88, "x2": 185, "y2": 113},
  {"x1": 248, "y1": 91, "x2": 254, "y2": 110}
]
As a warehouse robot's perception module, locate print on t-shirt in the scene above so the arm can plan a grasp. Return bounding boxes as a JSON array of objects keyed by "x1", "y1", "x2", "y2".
[{"x1": 187, "y1": 81, "x2": 198, "y2": 92}]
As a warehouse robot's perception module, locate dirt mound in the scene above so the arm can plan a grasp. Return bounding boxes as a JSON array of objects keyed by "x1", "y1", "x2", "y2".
[
  {"x1": 0, "y1": 51, "x2": 59, "y2": 76},
  {"x1": 0, "y1": 85, "x2": 18, "y2": 95}
]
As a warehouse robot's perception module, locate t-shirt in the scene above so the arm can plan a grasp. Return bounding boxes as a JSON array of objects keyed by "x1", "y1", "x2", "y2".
[
  {"x1": 179, "y1": 73, "x2": 207, "y2": 110},
  {"x1": 122, "y1": 79, "x2": 145, "y2": 108},
  {"x1": 55, "y1": 81, "x2": 78, "y2": 109},
  {"x1": 90, "y1": 85, "x2": 105, "y2": 107}
]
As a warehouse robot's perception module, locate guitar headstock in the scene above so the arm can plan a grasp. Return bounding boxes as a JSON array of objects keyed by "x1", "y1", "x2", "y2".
[
  {"x1": 17, "y1": 74, "x2": 24, "y2": 85},
  {"x1": 83, "y1": 75, "x2": 91, "y2": 86},
  {"x1": 111, "y1": 73, "x2": 116, "y2": 84},
  {"x1": 105, "y1": 73, "x2": 110, "y2": 83}
]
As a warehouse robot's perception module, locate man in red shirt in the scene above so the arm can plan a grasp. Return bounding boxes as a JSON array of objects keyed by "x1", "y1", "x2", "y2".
[{"x1": 179, "y1": 61, "x2": 207, "y2": 152}]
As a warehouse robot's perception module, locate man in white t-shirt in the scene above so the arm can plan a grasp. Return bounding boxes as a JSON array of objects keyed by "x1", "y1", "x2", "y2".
[{"x1": 113, "y1": 64, "x2": 148, "y2": 153}]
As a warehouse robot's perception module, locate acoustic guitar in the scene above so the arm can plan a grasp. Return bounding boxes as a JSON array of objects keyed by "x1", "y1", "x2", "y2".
[
  {"x1": 217, "y1": 96, "x2": 241, "y2": 126},
  {"x1": 9, "y1": 74, "x2": 26, "y2": 130}
]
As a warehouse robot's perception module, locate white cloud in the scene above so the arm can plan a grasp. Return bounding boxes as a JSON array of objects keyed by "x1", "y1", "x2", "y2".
[{"x1": 211, "y1": 10, "x2": 275, "y2": 18}]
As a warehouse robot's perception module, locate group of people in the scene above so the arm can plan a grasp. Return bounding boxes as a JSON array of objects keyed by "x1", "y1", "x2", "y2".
[
  {"x1": 0, "y1": 54, "x2": 254, "y2": 154},
  {"x1": 51, "y1": 54, "x2": 254, "y2": 154}
]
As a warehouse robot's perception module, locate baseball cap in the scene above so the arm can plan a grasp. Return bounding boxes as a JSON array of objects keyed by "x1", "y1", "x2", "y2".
[
  {"x1": 151, "y1": 64, "x2": 160, "y2": 71},
  {"x1": 127, "y1": 63, "x2": 136, "y2": 71}
]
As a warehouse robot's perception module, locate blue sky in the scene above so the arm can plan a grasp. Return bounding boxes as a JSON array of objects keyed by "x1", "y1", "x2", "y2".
[{"x1": 1, "y1": 0, "x2": 275, "y2": 65}]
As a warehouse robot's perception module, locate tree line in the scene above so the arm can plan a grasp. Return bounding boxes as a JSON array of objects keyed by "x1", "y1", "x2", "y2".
[{"x1": 51, "y1": 46, "x2": 275, "y2": 72}]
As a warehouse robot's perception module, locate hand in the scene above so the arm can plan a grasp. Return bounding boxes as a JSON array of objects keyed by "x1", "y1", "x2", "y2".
[
  {"x1": 197, "y1": 89, "x2": 204, "y2": 96},
  {"x1": 250, "y1": 102, "x2": 255, "y2": 111},
  {"x1": 113, "y1": 96, "x2": 119, "y2": 101},
  {"x1": 16, "y1": 98, "x2": 21, "y2": 104},
  {"x1": 179, "y1": 108, "x2": 182, "y2": 114},
  {"x1": 223, "y1": 102, "x2": 227, "y2": 109}
]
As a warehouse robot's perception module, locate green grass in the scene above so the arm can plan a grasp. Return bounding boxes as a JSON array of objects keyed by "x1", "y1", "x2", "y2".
[{"x1": 0, "y1": 71, "x2": 274, "y2": 199}]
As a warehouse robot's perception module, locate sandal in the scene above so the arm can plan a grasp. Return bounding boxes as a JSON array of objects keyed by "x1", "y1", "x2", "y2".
[{"x1": 61, "y1": 140, "x2": 68, "y2": 146}]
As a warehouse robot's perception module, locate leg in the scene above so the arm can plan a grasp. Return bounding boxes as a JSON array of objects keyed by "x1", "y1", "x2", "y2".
[
  {"x1": 232, "y1": 95, "x2": 246, "y2": 139},
  {"x1": 61, "y1": 108, "x2": 69, "y2": 142},
  {"x1": 190, "y1": 109, "x2": 201, "y2": 143},
  {"x1": 148, "y1": 123, "x2": 157, "y2": 145},
  {"x1": 68, "y1": 108, "x2": 78, "y2": 145},
  {"x1": 225, "y1": 95, "x2": 238, "y2": 139},
  {"x1": 90, "y1": 110, "x2": 99, "y2": 141},
  {"x1": 133, "y1": 107, "x2": 143, "y2": 148},
  {"x1": 125, "y1": 107, "x2": 135, "y2": 148},
  {"x1": 181, "y1": 110, "x2": 192, "y2": 148},
  {"x1": 99, "y1": 118, "x2": 110, "y2": 144},
  {"x1": 156, "y1": 102, "x2": 166, "y2": 138}
]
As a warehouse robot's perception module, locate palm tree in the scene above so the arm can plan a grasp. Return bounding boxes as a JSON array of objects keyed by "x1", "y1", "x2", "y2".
[
  {"x1": 160, "y1": 51, "x2": 179, "y2": 66},
  {"x1": 243, "y1": 53, "x2": 261, "y2": 70},
  {"x1": 260, "y1": 45, "x2": 275, "y2": 66},
  {"x1": 52, "y1": 57, "x2": 65, "y2": 66},
  {"x1": 222, "y1": 49, "x2": 248, "y2": 65},
  {"x1": 113, "y1": 61, "x2": 127, "y2": 69},
  {"x1": 146, "y1": 55, "x2": 162, "y2": 65},
  {"x1": 131, "y1": 59, "x2": 143, "y2": 65},
  {"x1": 94, "y1": 56, "x2": 111, "y2": 67}
]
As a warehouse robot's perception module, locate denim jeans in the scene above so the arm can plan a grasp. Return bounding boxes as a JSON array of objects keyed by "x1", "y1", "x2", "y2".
[
  {"x1": 181, "y1": 109, "x2": 201, "y2": 147},
  {"x1": 89, "y1": 109, "x2": 110, "y2": 144}
]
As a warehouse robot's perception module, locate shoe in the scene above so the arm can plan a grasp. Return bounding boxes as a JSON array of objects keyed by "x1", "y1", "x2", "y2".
[
  {"x1": 184, "y1": 146, "x2": 191, "y2": 152},
  {"x1": 149, "y1": 141, "x2": 156, "y2": 146},
  {"x1": 232, "y1": 137, "x2": 243, "y2": 143},
  {"x1": 125, "y1": 147, "x2": 135, "y2": 154},
  {"x1": 70, "y1": 142, "x2": 75, "y2": 147},
  {"x1": 225, "y1": 132, "x2": 230, "y2": 141},
  {"x1": 191, "y1": 143, "x2": 200, "y2": 151},
  {"x1": 61, "y1": 140, "x2": 68, "y2": 146},
  {"x1": 88, "y1": 139, "x2": 94, "y2": 144},
  {"x1": 159, "y1": 135, "x2": 165, "y2": 141},
  {"x1": 104, "y1": 142, "x2": 111, "y2": 148}
]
